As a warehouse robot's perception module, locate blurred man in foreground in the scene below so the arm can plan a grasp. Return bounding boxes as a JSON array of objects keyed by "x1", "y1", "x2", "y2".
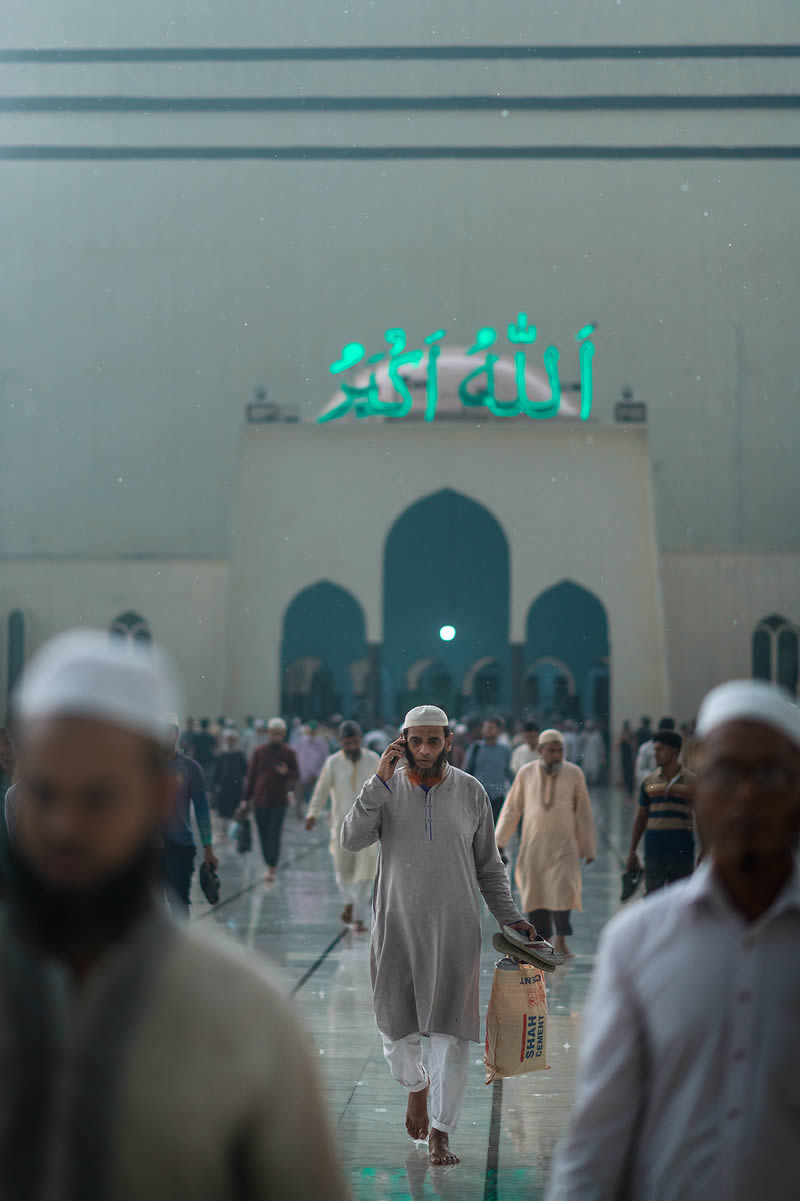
[
  {"x1": 547, "y1": 679, "x2": 800, "y2": 1201},
  {"x1": 0, "y1": 630, "x2": 350, "y2": 1201}
]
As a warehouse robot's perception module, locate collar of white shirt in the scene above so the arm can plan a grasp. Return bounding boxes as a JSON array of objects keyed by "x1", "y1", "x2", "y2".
[{"x1": 681, "y1": 858, "x2": 800, "y2": 924}]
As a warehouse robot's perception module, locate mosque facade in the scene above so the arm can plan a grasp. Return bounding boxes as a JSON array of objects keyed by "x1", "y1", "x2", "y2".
[{"x1": 2, "y1": 392, "x2": 799, "y2": 729}]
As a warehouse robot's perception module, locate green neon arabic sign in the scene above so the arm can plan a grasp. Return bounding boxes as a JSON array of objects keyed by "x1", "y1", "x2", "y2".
[{"x1": 320, "y1": 315, "x2": 596, "y2": 423}]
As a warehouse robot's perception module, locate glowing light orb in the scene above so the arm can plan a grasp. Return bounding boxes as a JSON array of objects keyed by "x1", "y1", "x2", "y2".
[{"x1": 439, "y1": 625, "x2": 456, "y2": 642}]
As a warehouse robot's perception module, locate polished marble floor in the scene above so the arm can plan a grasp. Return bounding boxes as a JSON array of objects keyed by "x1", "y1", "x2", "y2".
[{"x1": 189, "y1": 787, "x2": 634, "y2": 1201}]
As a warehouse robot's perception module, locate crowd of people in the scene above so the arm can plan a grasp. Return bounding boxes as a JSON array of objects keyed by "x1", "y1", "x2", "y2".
[{"x1": 0, "y1": 632, "x2": 798, "y2": 1197}]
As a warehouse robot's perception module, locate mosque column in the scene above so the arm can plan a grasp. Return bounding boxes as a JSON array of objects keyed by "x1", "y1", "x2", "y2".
[
  {"x1": 510, "y1": 642, "x2": 525, "y2": 717},
  {"x1": 367, "y1": 643, "x2": 382, "y2": 722}
]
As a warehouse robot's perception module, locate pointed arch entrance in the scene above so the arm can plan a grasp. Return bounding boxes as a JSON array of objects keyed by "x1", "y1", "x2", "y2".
[
  {"x1": 281, "y1": 581, "x2": 367, "y2": 719},
  {"x1": 383, "y1": 489, "x2": 510, "y2": 720},
  {"x1": 525, "y1": 581, "x2": 610, "y2": 724}
]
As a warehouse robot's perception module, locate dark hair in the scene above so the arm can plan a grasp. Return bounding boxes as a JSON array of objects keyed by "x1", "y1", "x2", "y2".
[
  {"x1": 339, "y1": 720, "x2": 362, "y2": 740},
  {"x1": 657, "y1": 717, "x2": 676, "y2": 731},
  {"x1": 200, "y1": 718, "x2": 210, "y2": 730},
  {"x1": 523, "y1": 720, "x2": 540, "y2": 733},
  {"x1": 640, "y1": 716, "x2": 651, "y2": 725},
  {"x1": 485, "y1": 715, "x2": 503, "y2": 728},
  {"x1": 653, "y1": 730, "x2": 683, "y2": 752}
]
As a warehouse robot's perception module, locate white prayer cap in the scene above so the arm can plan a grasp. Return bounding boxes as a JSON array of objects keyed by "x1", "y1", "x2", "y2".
[
  {"x1": 268, "y1": 717, "x2": 287, "y2": 732},
  {"x1": 696, "y1": 679, "x2": 800, "y2": 751},
  {"x1": 13, "y1": 628, "x2": 183, "y2": 745},
  {"x1": 254, "y1": 718, "x2": 266, "y2": 729},
  {"x1": 538, "y1": 728, "x2": 564, "y2": 746},
  {"x1": 403, "y1": 705, "x2": 449, "y2": 729}
]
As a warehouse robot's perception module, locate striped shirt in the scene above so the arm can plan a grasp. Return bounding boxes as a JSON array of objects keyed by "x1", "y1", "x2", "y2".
[{"x1": 640, "y1": 766, "x2": 697, "y2": 857}]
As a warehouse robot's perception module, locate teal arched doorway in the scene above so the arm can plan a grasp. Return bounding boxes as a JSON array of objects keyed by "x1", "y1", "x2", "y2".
[
  {"x1": 383, "y1": 489, "x2": 510, "y2": 720},
  {"x1": 525, "y1": 581, "x2": 609, "y2": 724},
  {"x1": 281, "y1": 581, "x2": 367, "y2": 720}
]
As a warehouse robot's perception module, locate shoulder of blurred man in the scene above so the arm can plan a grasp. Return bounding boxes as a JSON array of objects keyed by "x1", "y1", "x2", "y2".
[
  {"x1": 165, "y1": 920, "x2": 295, "y2": 1017},
  {"x1": 171, "y1": 750, "x2": 201, "y2": 774}
]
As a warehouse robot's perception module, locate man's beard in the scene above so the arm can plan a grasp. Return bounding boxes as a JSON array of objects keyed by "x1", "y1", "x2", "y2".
[
  {"x1": 542, "y1": 761, "x2": 562, "y2": 775},
  {"x1": 344, "y1": 748, "x2": 362, "y2": 763},
  {"x1": 738, "y1": 849, "x2": 759, "y2": 873},
  {"x1": 3, "y1": 838, "x2": 160, "y2": 954},
  {"x1": 406, "y1": 747, "x2": 449, "y2": 780}
]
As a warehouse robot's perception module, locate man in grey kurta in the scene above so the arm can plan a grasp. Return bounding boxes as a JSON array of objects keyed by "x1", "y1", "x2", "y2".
[{"x1": 341, "y1": 704, "x2": 535, "y2": 1167}]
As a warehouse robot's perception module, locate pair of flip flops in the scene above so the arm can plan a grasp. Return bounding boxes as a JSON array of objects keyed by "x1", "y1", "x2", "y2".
[{"x1": 492, "y1": 926, "x2": 567, "y2": 972}]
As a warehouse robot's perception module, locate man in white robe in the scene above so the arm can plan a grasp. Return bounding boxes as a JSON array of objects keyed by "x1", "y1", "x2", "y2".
[
  {"x1": 496, "y1": 729, "x2": 596, "y2": 958},
  {"x1": 306, "y1": 721, "x2": 380, "y2": 932},
  {"x1": 341, "y1": 705, "x2": 537, "y2": 1167},
  {"x1": 510, "y1": 720, "x2": 541, "y2": 776},
  {"x1": 578, "y1": 719, "x2": 606, "y2": 785},
  {"x1": 0, "y1": 630, "x2": 350, "y2": 1201},
  {"x1": 562, "y1": 719, "x2": 580, "y2": 764}
]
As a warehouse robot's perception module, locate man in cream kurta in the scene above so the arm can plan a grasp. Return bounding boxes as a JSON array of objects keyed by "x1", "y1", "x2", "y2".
[
  {"x1": 306, "y1": 721, "x2": 380, "y2": 931},
  {"x1": 496, "y1": 728, "x2": 596, "y2": 958},
  {"x1": 341, "y1": 705, "x2": 535, "y2": 1168}
]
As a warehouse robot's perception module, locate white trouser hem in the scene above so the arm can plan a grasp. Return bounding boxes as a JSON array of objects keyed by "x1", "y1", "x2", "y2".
[
  {"x1": 381, "y1": 1031, "x2": 469, "y2": 1133},
  {"x1": 336, "y1": 877, "x2": 372, "y2": 920}
]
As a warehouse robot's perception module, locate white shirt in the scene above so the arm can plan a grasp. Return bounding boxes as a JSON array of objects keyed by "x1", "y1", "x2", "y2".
[
  {"x1": 510, "y1": 743, "x2": 539, "y2": 776},
  {"x1": 562, "y1": 732, "x2": 579, "y2": 763},
  {"x1": 634, "y1": 738, "x2": 656, "y2": 788},
  {"x1": 547, "y1": 859, "x2": 800, "y2": 1201}
]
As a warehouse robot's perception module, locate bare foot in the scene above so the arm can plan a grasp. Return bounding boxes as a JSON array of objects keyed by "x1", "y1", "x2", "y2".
[
  {"x1": 554, "y1": 936, "x2": 574, "y2": 959},
  {"x1": 405, "y1": 1084, "x2": 429, "y2": 1141},
  {"x1": 429, "y1": 1129, "x2": 460, "y2": 1166},
  {"x1": 264, "y1": 868, "x2": 276, "y2": 883},
  {"x1": 340, "y1": 903, "x2": 354, "y2": 925},
  {"x1": 353, "y1": 919, "x2": 368, "y2": 934}
]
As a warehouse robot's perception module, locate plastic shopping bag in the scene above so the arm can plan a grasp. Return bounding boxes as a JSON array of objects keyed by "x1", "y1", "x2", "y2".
[{"x1": 485, "y1": 958, "x2": 549, "y2": 1084}]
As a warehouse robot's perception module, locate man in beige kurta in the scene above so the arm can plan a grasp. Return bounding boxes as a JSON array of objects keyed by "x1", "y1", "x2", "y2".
[
  {"x1": 306, "y1": 721, "x2": 380, "y2": 931},
  {"x1": 0, "y1": 629, "x2": 350, "y2": 1201},
  {"x1": 496, "y1": 728, "x2": 596, "y2": 957}
]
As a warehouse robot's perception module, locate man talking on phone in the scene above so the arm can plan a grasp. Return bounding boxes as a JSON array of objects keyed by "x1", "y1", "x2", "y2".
[{"x1": 341, "y1": 705, "x2": 538, "y2": 1167}]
